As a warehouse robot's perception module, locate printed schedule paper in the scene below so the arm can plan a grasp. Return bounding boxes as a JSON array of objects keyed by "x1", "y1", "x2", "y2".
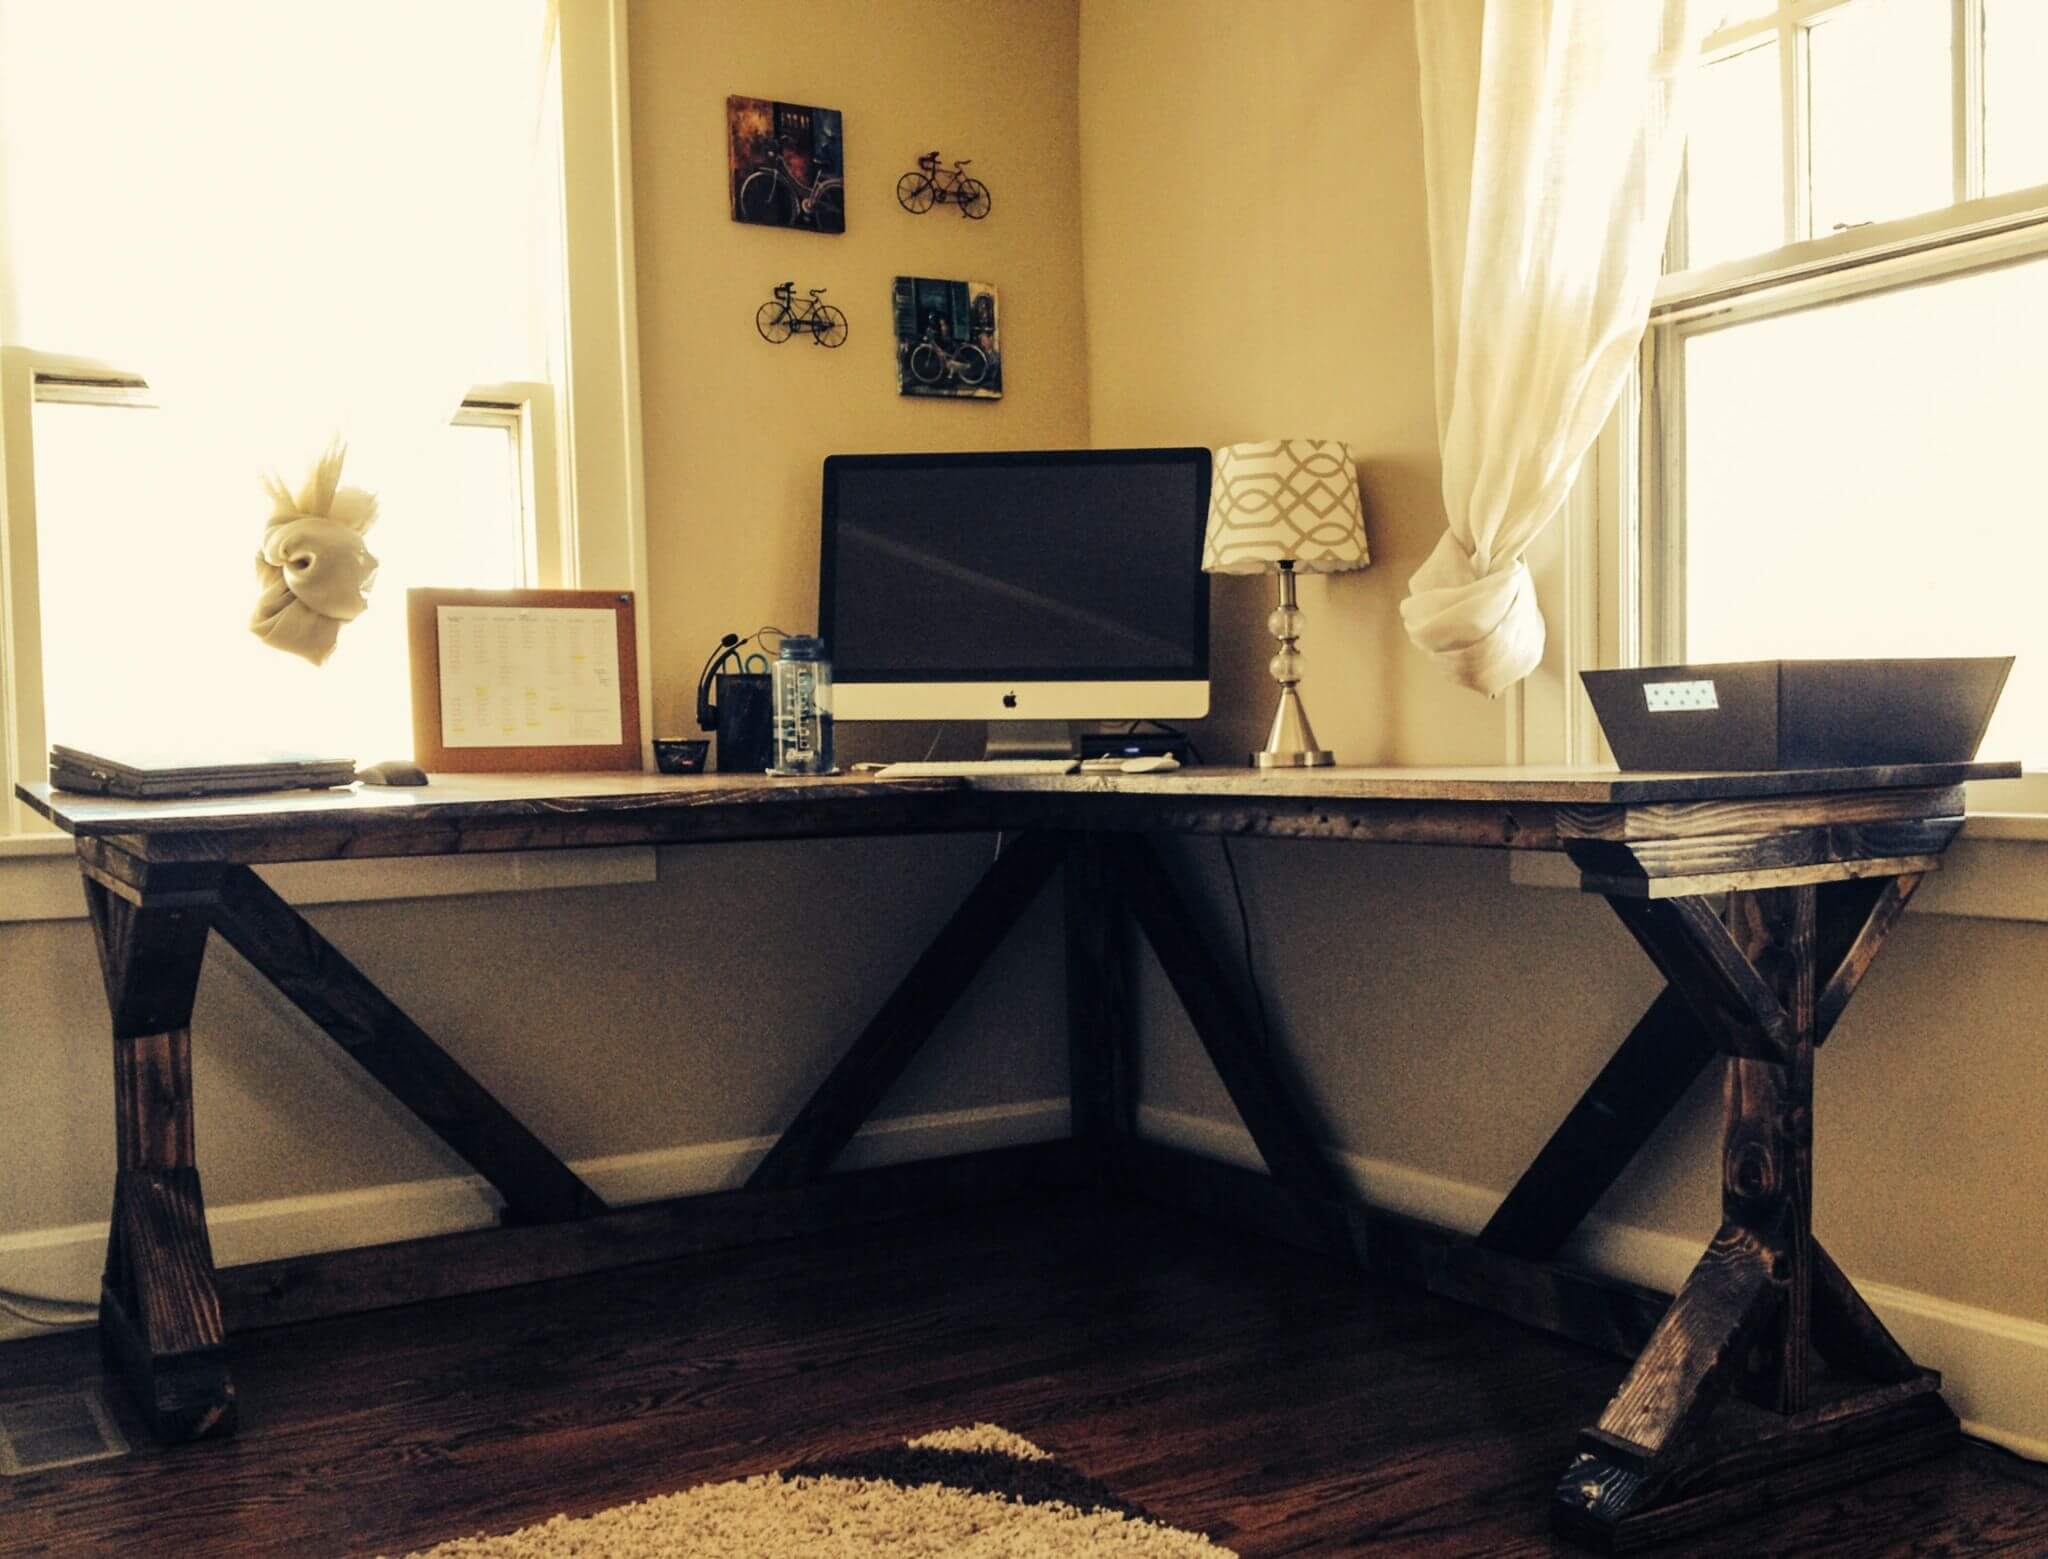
[{"x1": 436, "y1": 605, "x2": 624, "y2": 749}]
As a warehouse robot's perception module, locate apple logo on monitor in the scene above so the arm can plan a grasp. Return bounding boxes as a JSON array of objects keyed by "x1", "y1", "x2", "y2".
[{"x1": 1003, "y1": 692, "x2": 1018, "y2": 708}]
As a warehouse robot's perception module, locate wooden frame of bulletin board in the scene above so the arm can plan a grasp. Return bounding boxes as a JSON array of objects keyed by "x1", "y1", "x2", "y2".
[{"x1": 407, "y1": 588, "x2": 643, "y2": 772}]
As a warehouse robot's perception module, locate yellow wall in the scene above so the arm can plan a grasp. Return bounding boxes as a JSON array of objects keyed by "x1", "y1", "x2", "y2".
[
  {"x1": 1078, "y1": 0, "x2": 2048, "y2": 1328},
  {"x1": 1081, "y1": 0, "x2": 1498, "y2": 769},
  {"x1": 630, "y1": 0, "x2": 1089, "y2": 735}
]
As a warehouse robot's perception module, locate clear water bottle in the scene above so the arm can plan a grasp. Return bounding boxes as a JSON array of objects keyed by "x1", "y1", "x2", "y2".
[{"x1": 769, "y1": 634, "x2": 835, "y2": 775}]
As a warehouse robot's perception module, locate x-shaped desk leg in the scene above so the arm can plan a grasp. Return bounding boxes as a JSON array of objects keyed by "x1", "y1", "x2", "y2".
[{"x1": 1498, "y1": 879, "x2": 1960, "y2": 1550}]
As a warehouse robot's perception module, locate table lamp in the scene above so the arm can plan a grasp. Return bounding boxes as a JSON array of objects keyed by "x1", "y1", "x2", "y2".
[{"x1": 1203, "y1": 440, "x2": 1370, "y2": 768}]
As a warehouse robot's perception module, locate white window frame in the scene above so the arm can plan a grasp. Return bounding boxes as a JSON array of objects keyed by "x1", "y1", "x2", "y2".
[
  {"x1": 1678, "y1": 0, "x2": 1992, "y2": 263},
  {"x1": 0, "y1": 0, "x2": 653, "y2": 912}
]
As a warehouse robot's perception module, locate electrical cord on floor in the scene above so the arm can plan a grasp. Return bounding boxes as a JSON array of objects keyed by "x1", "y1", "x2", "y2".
[{"x1": 0, "y1": 1286, "x2": 97, "y2": 1328}]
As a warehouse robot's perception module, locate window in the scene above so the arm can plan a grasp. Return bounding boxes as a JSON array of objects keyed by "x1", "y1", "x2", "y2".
[
  {"x1": 1551, "y1": 0, "x2": 2048, "y2": 811},
  {"x1": 22, "y1": 375, "x2": 548, "y2": 766},
  {"x1": 1678, "y1": 0, "x2": 2005, "y2": 269},
  {"x1": 0, "y1": 1, "x2": 649, "y2": 845}
]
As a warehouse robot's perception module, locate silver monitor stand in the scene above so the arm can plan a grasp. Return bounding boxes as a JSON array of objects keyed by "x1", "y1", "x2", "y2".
[{"x1": 982, "y1": 720, "x2": 1076, "y2": 760}]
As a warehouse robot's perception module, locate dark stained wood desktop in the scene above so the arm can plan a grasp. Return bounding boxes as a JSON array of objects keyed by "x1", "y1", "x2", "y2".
[
  {"x1": 11, "y1": 760, "x2": 2024, "y2": 1550},
  {"x1": 15, "y1": 760, "x2": 2001, "y2": 842}
]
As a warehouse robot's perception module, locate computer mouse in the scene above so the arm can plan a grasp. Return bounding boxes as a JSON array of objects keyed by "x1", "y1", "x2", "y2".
[
  {"x1": 357, "y1": 760, "x2": 429, "y2": 787},
  {"x1": 1120, "y1": 754, "x2": 1181, "y2": 773}
]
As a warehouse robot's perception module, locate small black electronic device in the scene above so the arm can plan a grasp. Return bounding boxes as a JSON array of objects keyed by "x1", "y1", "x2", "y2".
[
  {"x1": 1078, "y1": 731, "x2": 1195, "y2": 765},
  {"x1": 356, "y1": 761, "x2": 429, "y2": 787}
]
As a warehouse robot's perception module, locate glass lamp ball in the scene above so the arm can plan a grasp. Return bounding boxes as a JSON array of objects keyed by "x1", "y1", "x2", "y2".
[
  {"x1": 1268, "y1": 648, "x2": 1303, "y2": 684},
  {"x1": 1267, "y1": 604, "x2": 1303, "y2": 640}
]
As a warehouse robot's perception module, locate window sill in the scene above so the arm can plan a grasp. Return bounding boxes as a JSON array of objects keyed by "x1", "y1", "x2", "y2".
[
  {"x1": 1509, "y1": 816, "x2": 2048, "y2": 925},
  {"x1": 0, "y1": 840, "x2": 657, "y2": 924}
]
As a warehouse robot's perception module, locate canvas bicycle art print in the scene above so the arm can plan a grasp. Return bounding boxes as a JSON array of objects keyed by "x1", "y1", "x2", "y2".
[
  {"x1": 727, "y1": 95, "x2": 844, "y2": 233},
  {"x1": 892, "y1": 276, "x2": 1002, "y2": 400}
]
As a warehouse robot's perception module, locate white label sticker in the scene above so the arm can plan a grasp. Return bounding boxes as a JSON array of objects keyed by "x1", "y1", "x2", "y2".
[{"x1": 1644, "y1": 679, "x2": 1718, "y2": 712}]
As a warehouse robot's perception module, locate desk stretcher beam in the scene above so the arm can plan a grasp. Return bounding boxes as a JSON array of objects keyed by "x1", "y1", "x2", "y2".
[
  {"x1": 1117, "y1": 1138, "x2": 1674, "y2": 1360},
  {"x1": 221, "y1": 1140, "x2": 1090, "y2": 1331},
  {"x1": 207, "y1": 865, "x2": 605, "y2": 1225}
]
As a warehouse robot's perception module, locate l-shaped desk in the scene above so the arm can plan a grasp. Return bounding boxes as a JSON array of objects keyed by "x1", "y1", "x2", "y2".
[{"x1": 16, "y1": 760, "x2": 2017, "y2": 1550}]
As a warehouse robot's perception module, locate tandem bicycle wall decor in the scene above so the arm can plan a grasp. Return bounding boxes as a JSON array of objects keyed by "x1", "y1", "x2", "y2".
[{"x1": 757, "y1": 282, "x2": 849, "y2": 347}]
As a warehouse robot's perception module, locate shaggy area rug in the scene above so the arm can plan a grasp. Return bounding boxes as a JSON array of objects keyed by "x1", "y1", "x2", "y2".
[{"x1": 396, "y1": 1424, "x2": 1234, "y2": 1557}]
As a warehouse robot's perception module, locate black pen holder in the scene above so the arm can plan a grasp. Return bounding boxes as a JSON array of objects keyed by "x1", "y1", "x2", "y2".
[{"x1": 713, "y1": 672, "x2": 774, "y2": 773}]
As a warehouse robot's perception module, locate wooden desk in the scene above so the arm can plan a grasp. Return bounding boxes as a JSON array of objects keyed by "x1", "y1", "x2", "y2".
[{"x1": 15, "y1": 761, "x2": 2016, "y2": 1550}]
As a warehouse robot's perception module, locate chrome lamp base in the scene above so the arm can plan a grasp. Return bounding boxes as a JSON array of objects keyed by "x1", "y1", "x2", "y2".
[
  {"x1": 1253, "y1": 683, "x2": 1334, "y2": 767},
  {"x1": 1249, "y1": 563, "x2": 1336, "y2": 768}
]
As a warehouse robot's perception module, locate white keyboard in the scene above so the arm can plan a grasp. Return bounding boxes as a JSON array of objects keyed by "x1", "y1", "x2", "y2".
[{"x1": 874, "y1": 758, "x2": 1080, "y2": 778}]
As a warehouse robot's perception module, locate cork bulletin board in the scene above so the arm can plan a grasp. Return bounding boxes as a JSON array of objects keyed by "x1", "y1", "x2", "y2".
[{"x1": 406, "y1": 588, "x2": 642, "y2": 772}]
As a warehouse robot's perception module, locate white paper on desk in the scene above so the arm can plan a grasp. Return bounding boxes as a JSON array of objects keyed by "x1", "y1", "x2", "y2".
[{"x1": 437, "y1": 605, "x2": 623, "y2": 748}]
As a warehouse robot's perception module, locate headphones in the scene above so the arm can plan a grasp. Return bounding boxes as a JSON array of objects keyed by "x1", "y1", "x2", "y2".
[{"x1": 696, "y1": 627, "x2": 785, "y2": 730}]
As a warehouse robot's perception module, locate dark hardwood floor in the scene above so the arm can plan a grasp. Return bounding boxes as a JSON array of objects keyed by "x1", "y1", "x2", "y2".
[{"x1": 1, "y1": 1192, "x2": 2042, "y2": 1557}]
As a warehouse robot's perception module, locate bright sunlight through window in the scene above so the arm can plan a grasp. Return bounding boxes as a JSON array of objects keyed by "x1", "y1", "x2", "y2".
[
  {"x1": 0, "y1": 0, "x2": 549, "y2": 768},
  {"x1": 1682, "y1": 252, "x2": 2048, "y2": 766},
  {"x1": 32, "y1": 399, "x2": 526, "y2": 763},
  {"x1": 1681, "y1": 0, "x2": 2046, "y2": 270}
]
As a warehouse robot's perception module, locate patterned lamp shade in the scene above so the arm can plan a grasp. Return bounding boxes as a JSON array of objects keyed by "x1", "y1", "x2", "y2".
[{"x1": 1202, "y1": 440, "x2": 1370, "y2": 575}]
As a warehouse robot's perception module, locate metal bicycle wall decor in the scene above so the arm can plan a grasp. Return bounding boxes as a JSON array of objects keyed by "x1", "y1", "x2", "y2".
[
  {"x1": 896, "y1": 151, "x2": 991, "y2": 219},
  {"x1": 757, "y1": 282, "x2": 848, "y2": 347}
]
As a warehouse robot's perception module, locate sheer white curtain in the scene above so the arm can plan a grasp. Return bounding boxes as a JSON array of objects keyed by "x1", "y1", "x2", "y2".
[
  {"x1": 0, "y1": 0, "x2": 547, "y2": 750},
  {"x1": 1403, "y1": 0, "x2": 1703, "y2": 697}
]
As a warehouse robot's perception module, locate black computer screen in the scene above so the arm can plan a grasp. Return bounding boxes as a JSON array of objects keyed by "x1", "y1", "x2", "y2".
[{"x1": 819, "y1": 449, "x2": 1211, "y2": 682}]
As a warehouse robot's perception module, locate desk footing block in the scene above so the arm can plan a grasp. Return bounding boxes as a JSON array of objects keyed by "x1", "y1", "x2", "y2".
[
  {"x1": 1550, "y1": 1374, "x2": 1959, "y2": 1553},
  {"x1": 98, "y1": 1285, "x2": 237, "y2": 1443}
]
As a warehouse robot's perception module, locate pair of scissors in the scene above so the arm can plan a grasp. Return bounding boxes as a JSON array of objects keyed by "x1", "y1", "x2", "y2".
[{"x1": 738, "y1": 652, "x2": 770, "y2": 676}]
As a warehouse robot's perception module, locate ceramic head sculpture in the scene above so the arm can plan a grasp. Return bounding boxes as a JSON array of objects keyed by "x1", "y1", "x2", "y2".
[{"x1": 249, "y1": 441, "x2": 380, "y2": 665}]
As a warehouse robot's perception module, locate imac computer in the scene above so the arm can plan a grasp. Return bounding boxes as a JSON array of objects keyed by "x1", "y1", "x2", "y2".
[{"x1": 819, "y1": 448, "x2": 1211, "y2": 757}]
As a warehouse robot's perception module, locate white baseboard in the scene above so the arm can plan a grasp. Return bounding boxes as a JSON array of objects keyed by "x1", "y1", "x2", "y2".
[
  {"x1": 1137, "y1": 1105, "x2": 2048, "y2": 1461},
  {"x1": 0, "y1": 1098, "x2": 1072, "y2": 1342}
]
